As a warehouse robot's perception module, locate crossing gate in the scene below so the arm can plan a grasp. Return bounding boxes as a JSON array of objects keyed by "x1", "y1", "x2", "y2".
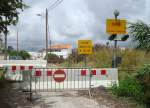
[
  {"x1": 21, "y1": 67, "x2": 118, "y2": 92},
  {"x1": 4, "y1": 66, "x2": 118, "y2": 98}
]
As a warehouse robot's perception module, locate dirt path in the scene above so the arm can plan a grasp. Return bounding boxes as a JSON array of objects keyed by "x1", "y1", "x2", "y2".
[
  {"x1": 32, "y1": 92, "x2": 100, "y2": 108},
  {"x1": 0, "y1": 83, "x2": 102, "y2": 108},
  {"x1": 0, "y1": 83, "x2": 137, "y2": 108}
]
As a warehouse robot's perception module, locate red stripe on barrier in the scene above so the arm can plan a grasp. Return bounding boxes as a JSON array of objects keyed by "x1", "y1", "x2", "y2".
[
  {"x1": 29, "y1": 66, "x2": 33, "y2": 70},
  {"x1": 81, "y1": 70, "x2": 86, "y2": 76},
  {"x1": 101, "y1": 69, "x2": 106, "y2": 75},
  {"x1": 47, "y1": 70, "x2": 52, "y2": 76},
  {"x1": 35, "y1": 70, "x2": 41, "y2": 76},
  {"x1": 12, "y1": 66, "x2": 16, "y2": 72},
  {"x1": 91, "y1": 70, "x2": 96, "y2": 75},
  {"x1": 20, "y1": 66, "x2": 25, "y2": 71}
]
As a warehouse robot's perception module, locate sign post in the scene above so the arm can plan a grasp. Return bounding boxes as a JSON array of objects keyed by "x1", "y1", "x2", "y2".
[
  {"x1": 106, "y1": 10, "x2": 127, "y2": 68},
  {"x1": 78, "y1": 40, "x2": 93, "y2": 67}
]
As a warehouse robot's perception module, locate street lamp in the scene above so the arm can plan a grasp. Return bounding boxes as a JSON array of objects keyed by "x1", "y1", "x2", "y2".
[{"x1": 114, "y1": 10, "x2": 119, "y2": 19}]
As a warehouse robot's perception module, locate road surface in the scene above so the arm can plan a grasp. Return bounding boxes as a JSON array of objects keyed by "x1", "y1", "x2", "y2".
[
  {"x1": 30, "y1": 91, "x2": 102, "y2": 108},
  {"x1": 0, "y1": 83, "x2": 135, "y2": 108}
]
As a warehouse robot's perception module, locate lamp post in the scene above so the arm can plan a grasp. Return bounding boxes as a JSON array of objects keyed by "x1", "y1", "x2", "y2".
[
  {"x1": 113, "y1": 10, "x2": 119, "y2": 68},
  {"x1": 108, "y1": 10, "x2": 129, "y2": 67}
]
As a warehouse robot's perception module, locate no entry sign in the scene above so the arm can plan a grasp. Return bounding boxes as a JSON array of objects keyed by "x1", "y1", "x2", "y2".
[{"x1": 53, "y1": 70, "x2": 66, "y2": 83}]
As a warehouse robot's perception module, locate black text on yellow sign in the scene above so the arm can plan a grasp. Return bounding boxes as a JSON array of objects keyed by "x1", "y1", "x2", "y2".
[
  {"x1": 78, "y1": 40, "x2": 93, "y2": 55},
  {"x1": 106, "y1": 19, "x2": 126, "y2": 34}
]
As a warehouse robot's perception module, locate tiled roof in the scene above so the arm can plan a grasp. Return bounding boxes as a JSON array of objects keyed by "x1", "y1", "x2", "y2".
[{"x1": 48, "y1": 44, "x2": 71, "y2": 49}]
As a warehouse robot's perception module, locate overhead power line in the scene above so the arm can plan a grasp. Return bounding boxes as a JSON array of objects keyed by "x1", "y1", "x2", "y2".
[{"x1": 48, "y1": 0, "x2": 63, "y2": 11}]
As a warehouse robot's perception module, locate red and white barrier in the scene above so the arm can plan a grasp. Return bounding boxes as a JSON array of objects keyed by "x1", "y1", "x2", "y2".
[
  {"x1": 30, "y1": 68, "x2": 118, "y2": 89},
  {"x1": 5, "y1": 66, "x2": 118, "y2": 89},
  {"x1": 5, "y1": 65, "x2": 34, "y2": 81}
]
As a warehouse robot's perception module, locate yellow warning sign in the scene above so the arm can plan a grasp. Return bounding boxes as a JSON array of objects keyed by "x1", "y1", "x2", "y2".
[
  {"x1": 78, "y1": 40, "x2": 92, "y2": 55},
  {"x1": 106, "y1": 19, "x2": 126, "y2": 34}
]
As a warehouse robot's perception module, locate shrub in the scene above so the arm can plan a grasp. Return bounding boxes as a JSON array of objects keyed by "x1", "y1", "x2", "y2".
[
  {"x1": 46, "y1": 54, "x2": 64, "y2": 64},
  {"x1": 0, "y1": 68, "x2": 8, "y2": 88},
  {"x1": 111, "y1": 75, "x2": 144, "y2": 103},
  {"x1": 136, "y1": 64, "x2": 150, "y2": 107},
  {"x1": 112, "y1": 65, "x2": 150, "y2": 107}
]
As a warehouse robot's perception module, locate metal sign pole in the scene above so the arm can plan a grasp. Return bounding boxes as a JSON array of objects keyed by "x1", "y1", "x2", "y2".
[
  {"x1": 113, "y1": 10, "x2": 119, "y2": 68},
  {"x1": 29, "y1": 70, "x2": 32, "y2": 101},
  {"x1": 84, "y1": 55, "x2": 87, "y2": 67},
  {"x1": 113, "y1": 40, "x2": 117, "y2": 68},
  {"x1": 88, "y1": 68, "x2": 92, "y2": 98}
]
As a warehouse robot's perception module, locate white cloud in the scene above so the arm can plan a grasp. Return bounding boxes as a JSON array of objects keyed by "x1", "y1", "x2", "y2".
[{"x1": 7, "y1": 0, "x2": 150, "y2": 51}]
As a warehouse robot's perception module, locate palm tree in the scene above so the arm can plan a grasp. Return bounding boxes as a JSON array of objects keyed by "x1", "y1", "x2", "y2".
[{"x1": 128, "y1": 21, "x2": 150, "y2": 53}]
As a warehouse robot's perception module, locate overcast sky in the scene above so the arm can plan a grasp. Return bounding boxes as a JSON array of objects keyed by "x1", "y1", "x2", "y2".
[{"x1": 7, "y1": 0, "x2": 150, "y2": 51}]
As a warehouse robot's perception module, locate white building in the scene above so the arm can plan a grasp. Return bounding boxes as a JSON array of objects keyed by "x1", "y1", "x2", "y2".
[
  {"x1": 28, "y1": 52, "x2": 43, "y2": 60},
  {"x1": 41, "y1": 44, "x2": 72, "y2": 59}
]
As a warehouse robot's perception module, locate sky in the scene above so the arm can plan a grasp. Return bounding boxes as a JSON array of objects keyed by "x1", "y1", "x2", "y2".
[{"x1": 7, "y1": 0, "x2": 150, "y2": 51}]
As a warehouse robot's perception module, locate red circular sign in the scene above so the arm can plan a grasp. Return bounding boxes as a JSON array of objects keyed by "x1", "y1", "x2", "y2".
[{"x1": 53, "y1": 70, "x2": 66, "y2": 83}]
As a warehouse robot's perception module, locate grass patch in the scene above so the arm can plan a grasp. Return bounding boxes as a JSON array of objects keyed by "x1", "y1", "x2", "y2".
[
  {"x1": 0, "y1": 68, "x2": 8, "y2": 88},
  {"x1": 111, "y1": 65, "x2": 150, "y2": 108}
]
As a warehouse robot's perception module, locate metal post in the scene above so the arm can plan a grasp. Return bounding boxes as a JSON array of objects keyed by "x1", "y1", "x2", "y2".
[
  {"x1": 29, "y1": 70, "x2": 32, "y2": 101},
  {"x1": 46, "y1": 8, "x2": 48, "y2": 65},
  {"x1": 113, "y1": 40, "x2": 117, "y2": 68},
  {"x1": 113, "y1": 10, "x2": 119, "y2": 68},
  {"x1": 84, "y1": 55, "x2": 87, "y2": 67},
  {"x1": 88, "y1": 68, "x2": 92, "y2": 98}
]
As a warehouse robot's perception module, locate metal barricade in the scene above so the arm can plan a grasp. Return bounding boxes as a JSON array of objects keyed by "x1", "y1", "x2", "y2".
[
  {"x1": 29, "y1": 67, "x2": 92, "y2": 92},
  {"x1": 4, "y1": 66, "x2": 118, "y2": 99}
]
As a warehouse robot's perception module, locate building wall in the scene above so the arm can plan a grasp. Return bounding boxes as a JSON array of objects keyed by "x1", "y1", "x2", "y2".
[
  {"x1": 42, "y1": 48, "x2": 72, "y2": 59},
  {"x1": 28, "y1": 52, "x2": 43, "y2": 60},
  {"x1": 0, "y1": 54, "x2": 4, "y2": 60}
]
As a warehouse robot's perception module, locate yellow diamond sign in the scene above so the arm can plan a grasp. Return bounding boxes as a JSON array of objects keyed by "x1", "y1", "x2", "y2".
[
  {"x1": 106, "y1": 19, "x2": 126, "y2": 34},
  {"x1": 78, "y1": 40, "x2": 93, "y2": 55}
]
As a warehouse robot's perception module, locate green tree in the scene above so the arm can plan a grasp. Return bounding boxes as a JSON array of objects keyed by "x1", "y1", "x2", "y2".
[
  {"x1": 129, "y1": 21, "x2": 150, "y2": 52},
  {"x1": 8, "y1": 50, "x2": 30, "y2": 60},
  {"x1": 19, "y1": 50, "x2": 30, "y2": 60},
  {"x1": 0, "y1": 0, "x2": 27, "y2": 33},
  {"x1": 8, "y1": 50, "x2": 17, "y2": 56}
]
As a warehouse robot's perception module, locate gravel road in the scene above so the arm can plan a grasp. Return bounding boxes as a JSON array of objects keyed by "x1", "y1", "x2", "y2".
[
  {"x1": 0, "y1": 83, "x2": 102, "y2": 108},
  {"x1": 30, "y1": 91, "x2": 101, "y2": 108},
  {"x1": 0, "y1": 82, "x2": 136, "y2": 108}
]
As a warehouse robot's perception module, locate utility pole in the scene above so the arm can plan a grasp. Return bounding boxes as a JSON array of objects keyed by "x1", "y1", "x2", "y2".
[
  {"x1": 37, "y1": 0, "x2": 64, "y2": 64},
  {"x1": 4, "y1": 17, "x2": 7, "y2": 60},
  {"x1": 4, "y1": 32, "x2": 7, "y2": 60},
  {"x1": 113, "y1": 10, "x2": 119, "y2": 68},
  {"x1": 17, "y1": 29, "x2": 19, "y2": 57},
  {"x1": 46, "y1": 8, "x2": 48, "y2": 63}
]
